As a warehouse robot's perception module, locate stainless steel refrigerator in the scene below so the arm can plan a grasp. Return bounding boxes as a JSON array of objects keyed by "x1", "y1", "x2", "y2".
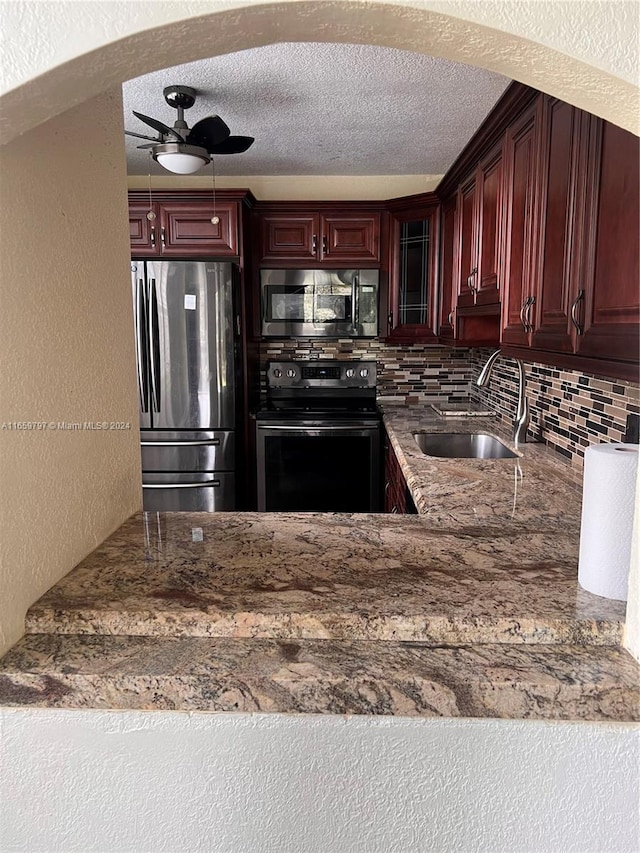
[{"x1": 131, "y1": 259, "x2": 237, "y2": 511}]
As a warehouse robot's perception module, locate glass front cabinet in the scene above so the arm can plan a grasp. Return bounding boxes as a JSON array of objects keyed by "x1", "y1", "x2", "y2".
[{"x1": 386, "y1": 196, "x2": 440, "y2": 342}]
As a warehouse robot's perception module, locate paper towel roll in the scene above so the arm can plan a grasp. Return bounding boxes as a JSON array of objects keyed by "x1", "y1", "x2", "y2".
[{"x1": 578, "y1": 442, "x2": 639, "y2": 600}]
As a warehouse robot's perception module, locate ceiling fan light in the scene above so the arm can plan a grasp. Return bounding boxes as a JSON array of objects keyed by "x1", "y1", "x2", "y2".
[{"x1": 152, "y1": 142, "x2": 211, "y2": 174}]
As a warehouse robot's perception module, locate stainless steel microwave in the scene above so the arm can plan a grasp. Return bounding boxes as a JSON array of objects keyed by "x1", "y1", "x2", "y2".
[{"x1": 260, "y1": 269, "x2": 379, "y2": 338}]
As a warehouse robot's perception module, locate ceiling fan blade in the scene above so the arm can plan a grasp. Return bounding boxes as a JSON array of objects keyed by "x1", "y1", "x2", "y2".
[
  {"x1": 132, "y1": 111, "x2": 184, "y2": 142},
  {"x1": 187, "y1": 116, "x2": 230, "y2": 149},
  {"x1": 125, "y1": 130, "x2": 160, "y2": 142},
  {"x1": 137, "y1": 143, "x2": 159, "y2": 149},
  {"x1": 209, "y1": 136, "x2": 255, "y2": 155}
]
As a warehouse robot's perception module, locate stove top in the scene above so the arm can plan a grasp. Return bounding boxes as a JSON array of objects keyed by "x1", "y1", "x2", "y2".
[
  {"x1": 266, "y1": 359, "x2": 377, "y2": 391},
  {"x1": 259, "y1": 359, "x2": 378, "y2": 421}
]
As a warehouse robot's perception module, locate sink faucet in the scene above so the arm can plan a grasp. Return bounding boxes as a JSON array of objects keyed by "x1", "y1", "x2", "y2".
[{"x1": 476, "y1": 349, "x2": 530, "y2": 448}]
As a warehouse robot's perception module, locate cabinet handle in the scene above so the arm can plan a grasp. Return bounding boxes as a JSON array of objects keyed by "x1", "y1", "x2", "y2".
[
  {"x1": 322, "y1": 234, "x2": 327, "y2": 255},
  {"x1": 570, "y1": 289, "x2": 585, "y2": 336},
  {"x1": 525, "y1": 296, "x2": 535, "y2": 332},
  {"x1": 388, "y1": 312, "x2": 394, "y2": 332},
  {"x1": 150, "y1": 226, "x2": 155, "y2": 248},
  {"x1": 161, "y1": 227, "x2": 166, "y2": 248},
  {"x1": 391, "y1": 505, "x2": 398, "y2": 514},
  {"x1": 519, "y1": 298, "x2": 528, "y2": 331},
  {"x1": 384, "y1": 482, "x2": 390, "y2": 494},
  {"x1": 448, "y1": 310, "x2": 454, "y2": 326},
  {"x1": 467, "y1": 267, "x2": 478, "y2": 293},
  {"x1": 312, "y1": 234, "x2": 317, "y2": 254}
]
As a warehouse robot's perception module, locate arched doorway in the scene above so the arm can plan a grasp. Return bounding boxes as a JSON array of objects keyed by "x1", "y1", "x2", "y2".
[{"x1": 1, "y1": 0, "x2": 637, "y2": 144}]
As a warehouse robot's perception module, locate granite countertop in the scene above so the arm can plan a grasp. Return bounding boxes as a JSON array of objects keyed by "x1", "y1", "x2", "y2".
[
  {"x1": 0, "y1": 510, "x2": 637, "y2": 721},
  {"x1": 380, "y1": 403, "x2": 583, "y2": 533},
  {"x1": 0, "y1": 402, "x2": 637, "y2": 721}
]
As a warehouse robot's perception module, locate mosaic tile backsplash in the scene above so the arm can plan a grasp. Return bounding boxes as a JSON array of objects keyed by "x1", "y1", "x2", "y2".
[
  {"x1": 259, "y1": 339, "x2": 639, "y2": 468},
  {"x1": 259, "y1": 340, "x2": 473, "y2": 402},
  {"x1": 469, "y1": 349, "x2": 639, "y2": 467}
]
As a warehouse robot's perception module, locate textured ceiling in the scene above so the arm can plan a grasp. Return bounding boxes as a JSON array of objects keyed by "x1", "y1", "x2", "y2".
[{"x1": 122, "y1": 43, "x2": 510, "y2": 177}]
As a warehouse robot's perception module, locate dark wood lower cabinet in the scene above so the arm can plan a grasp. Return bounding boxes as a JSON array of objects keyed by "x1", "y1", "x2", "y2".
[{"x1": 384, "y1": 434, "x2": 417, "y2": 514}]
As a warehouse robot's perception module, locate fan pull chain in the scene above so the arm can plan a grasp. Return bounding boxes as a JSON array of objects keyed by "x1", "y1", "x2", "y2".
[
  {"x1": 210, "y1": 158, "x2": 220, "y2": 225},
  {"x1": 146, "y1": 153, "x2": 156, "y2": 221}
]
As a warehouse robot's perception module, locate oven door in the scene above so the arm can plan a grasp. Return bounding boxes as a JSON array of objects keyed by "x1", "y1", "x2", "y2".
[{"x1": 256, "y1": 420, "x2": 380, "y2": 512}]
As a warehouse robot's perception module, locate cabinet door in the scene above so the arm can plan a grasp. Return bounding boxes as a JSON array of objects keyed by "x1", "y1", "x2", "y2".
[
  {"x1": 501, "y1": 103, "x2": 539, "y2": 347},
  {"x1": 129, "y1": 203, "x2": 159, "y2": 256},
  {"x1": 159, "y1": 202, "x2": 238, "y2": 256},
  {"x1": 529, "y1": 98, "x2": 581, "y2": 353},
  {"x1": 438, "y1": 197, "x2": 457, "y2": 339},
  {"x1": 384, "y1": 437, "x2": 406, "y2": 514},
  {"x1": 321, "y1": 215, "x2": 381, "y2": 263},
  {"x1": 455, "y1": 176, "x2": 478, "y2": 308},
  {"x1": 475, "y1": 146, "x2": 503, "y2": 306},
  {"x1": 575, "y1": 120, "x2": 640, "y2": 362},
  {"x1": 260, "y1": 214, "x2": 319, "y2": 263},
  {"x1": 387, "y1": 206, "x2": 439, "y2": 341}
]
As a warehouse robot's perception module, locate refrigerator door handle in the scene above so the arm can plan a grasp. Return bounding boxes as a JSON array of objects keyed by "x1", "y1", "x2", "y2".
[
  {"x1": 140, "y1": 439, "x2": 221, "y2": 447},
  {"x1": 135, "y1": 277, "x2": 149, "y2": 413},
  {"x1": 148, "y1": 277, "x2": 161, "y2": 412},
  {"x1": 143, "y1": 480, "x2": 221, "y2": 489}
]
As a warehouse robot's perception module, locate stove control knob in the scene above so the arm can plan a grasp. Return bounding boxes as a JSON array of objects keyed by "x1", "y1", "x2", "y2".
[
  {"x1": 359, "y1": 367, "x2": 369, "y2": 378},
  {"x1": 286, "y1": 368, "x2": 297, "y2": 378},
  {"x1": 272, "y1": 368, "x2": 282, "y2": 378},
  {"x1": 345, "y1": 368, "x2": 356, "y2": 378}
]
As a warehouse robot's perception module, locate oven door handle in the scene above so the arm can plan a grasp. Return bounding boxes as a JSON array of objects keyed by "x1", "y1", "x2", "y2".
[{"x1": 257, "y1": 424, "x2": 377, "y2": 432}]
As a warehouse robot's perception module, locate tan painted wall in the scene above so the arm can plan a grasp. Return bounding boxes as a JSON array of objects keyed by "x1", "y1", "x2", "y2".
[
  {"x1": 0, "y1": 89, "x2": 141, "y2": 654},
  {"x1": 0, "y1": 1, "x2": 638, "y2": 144}
]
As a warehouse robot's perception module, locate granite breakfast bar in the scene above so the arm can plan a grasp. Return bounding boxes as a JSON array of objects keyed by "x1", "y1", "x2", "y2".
[{"x1": 0, "y1": 405, "x2": 638, "y2": 721}]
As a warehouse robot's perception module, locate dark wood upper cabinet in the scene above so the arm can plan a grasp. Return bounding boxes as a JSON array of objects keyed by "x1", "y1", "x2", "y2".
[
  {"x1": 500, "y1": 101, "x2": 539, "y2": 348},
  {"x1": 499, "y1": 96, "x2": 639, "y2": 377},
  {"x1": 438, "y1": 197, "x2": 457, "y2": 340},
  {"x1": 529, "y1": 97, "x2": 583, "y2": 354},
  {"x1": 129, "y1": 202, "x2": 159, "y2": 257},
  {"x1": 257, "y1": 207, "x2": 381, "y2": 266},
  {"x1": 476, "y1": 146, "x2": 503, "y2": 305},
  {"x1": 160, "y1": 202, "x2": 238, "y2": 256},
  {"x1": 455, "y1": 175, "x2": 478, "y2": 309},
  {"x1": 452, "y1": 145, "x2": 504, "y2": 312},
  {"x1": 260, "y1": 214, "x2": 318, "y2": 262},
  {"x1": 386, "y1": 195, "x2": 440, "y2": 342},
  {"x1": 575, "y1": 119, "x2": 640, "y2": 362},
  {"x1": 128, "y1": 192, "x2": 243, "y2": 258},
  {"x1": 321, "y1": 214, "x2": 380, "y2": 263}
]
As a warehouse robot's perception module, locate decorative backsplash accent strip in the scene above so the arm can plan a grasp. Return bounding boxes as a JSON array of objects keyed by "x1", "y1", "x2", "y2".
[{"x1": 470, "y1": 348, "x2": 640, "y2": 467}]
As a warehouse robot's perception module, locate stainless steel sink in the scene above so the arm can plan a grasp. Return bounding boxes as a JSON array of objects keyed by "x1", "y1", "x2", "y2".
[{"x1": 413, "y1": 432, "x2": 518, "y2": 459}]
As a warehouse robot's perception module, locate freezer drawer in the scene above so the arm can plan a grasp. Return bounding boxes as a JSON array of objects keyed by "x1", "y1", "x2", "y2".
[
  {"x1": 142, "y1": 472, "x2": 235, "y2": 512},
  {"x1": 140, "y1": 430, "x2": 235, "y2": 472}
]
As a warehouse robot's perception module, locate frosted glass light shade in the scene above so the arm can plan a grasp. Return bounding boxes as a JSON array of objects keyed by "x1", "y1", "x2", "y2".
[{"x1": 152, "y1": 143, "x2": 210, "y2": 174}]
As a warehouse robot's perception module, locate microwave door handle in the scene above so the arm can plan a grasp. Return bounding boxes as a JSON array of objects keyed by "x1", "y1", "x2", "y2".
[{"x1": 353, "y1": 273, "x2": 359, "y2": 332}]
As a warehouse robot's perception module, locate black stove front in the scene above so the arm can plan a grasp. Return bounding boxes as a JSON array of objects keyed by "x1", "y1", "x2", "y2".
[{"x1": 256, "y1": 360, "x2": 381, "y2": 512}]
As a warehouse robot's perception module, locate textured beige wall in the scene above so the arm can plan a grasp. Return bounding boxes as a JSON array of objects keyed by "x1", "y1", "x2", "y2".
[
  {"x1": 0, "y1": 89, "x2": 141, "y2": 654},
  {"x1": 0, "y1": 1, "x2": 638, "y2": 144}
]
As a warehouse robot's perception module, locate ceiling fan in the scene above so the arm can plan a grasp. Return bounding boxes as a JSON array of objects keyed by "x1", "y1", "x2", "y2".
[{"x1": 125, "y1": 85, "x2": 254, "y2": 174}]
